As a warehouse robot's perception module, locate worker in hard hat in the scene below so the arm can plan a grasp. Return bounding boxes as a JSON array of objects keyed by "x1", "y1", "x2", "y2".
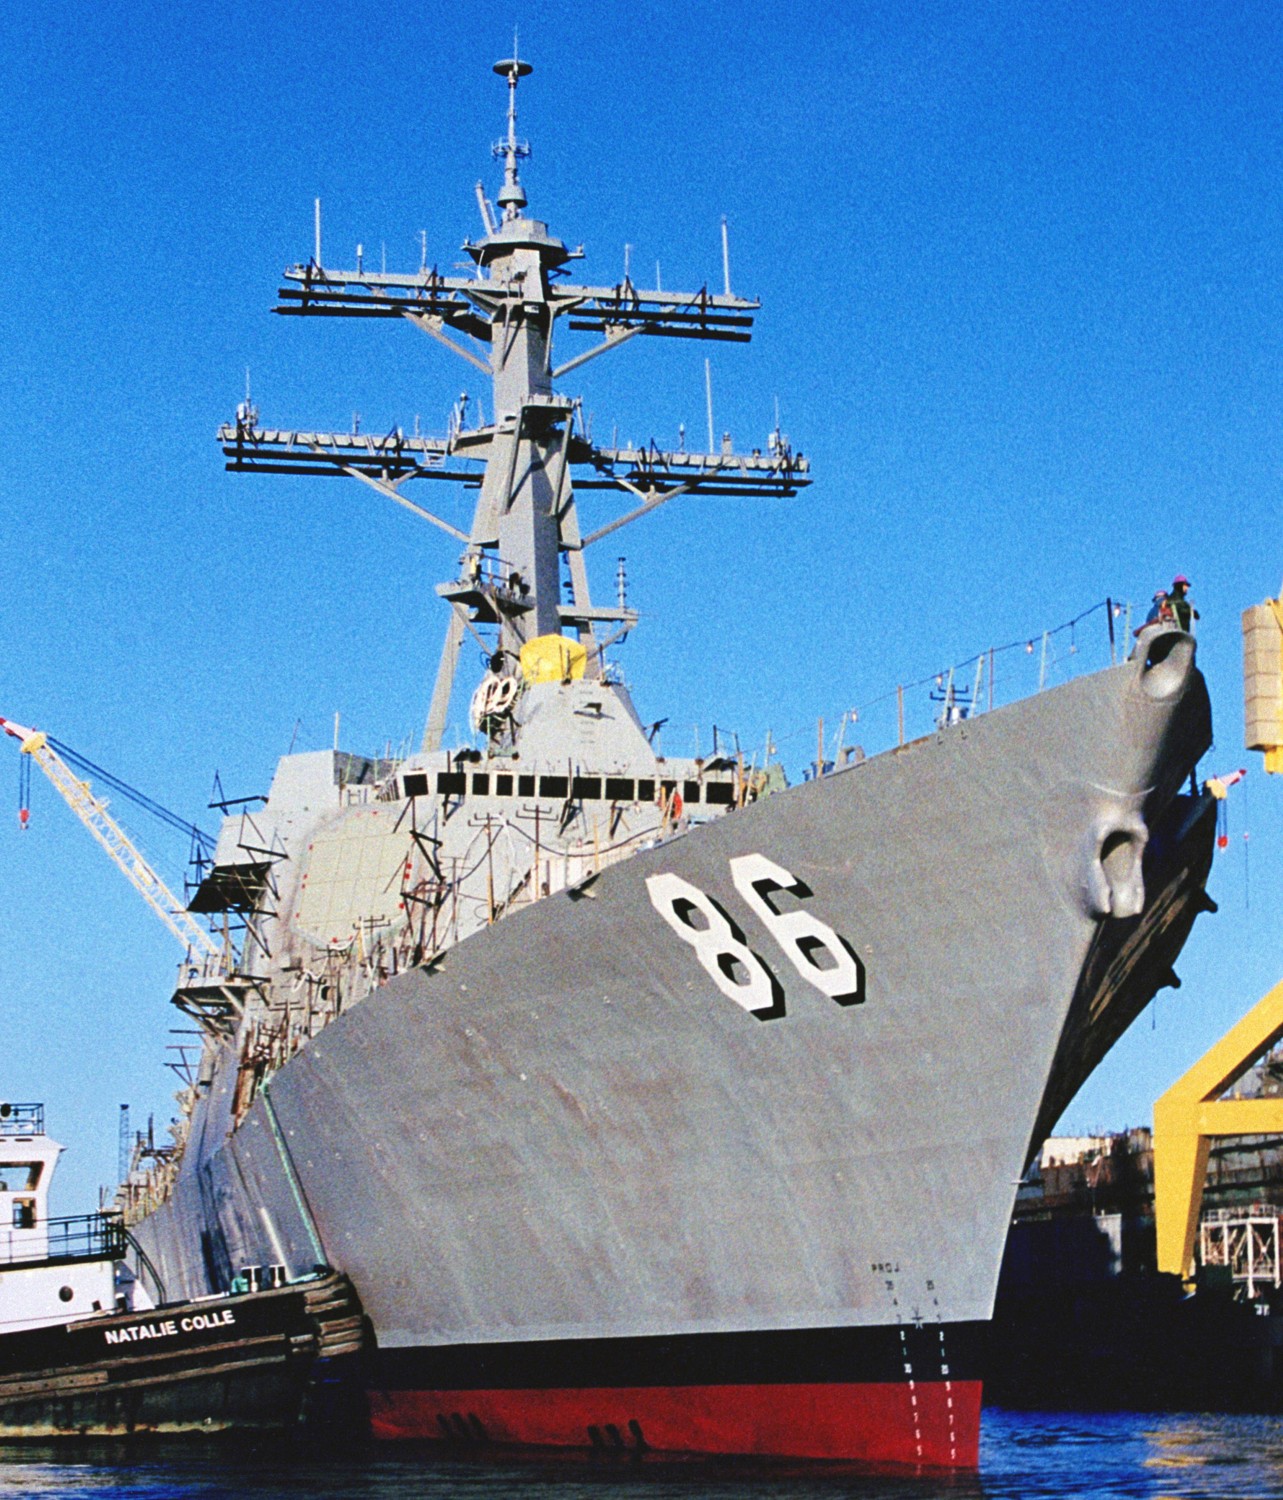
[
  {"x1": 1144, "y1": 589, "x2": 1173, "y2": 627},
  {"x1": 1168, "y1": 575, "x2": 1199, "y2": 632}
]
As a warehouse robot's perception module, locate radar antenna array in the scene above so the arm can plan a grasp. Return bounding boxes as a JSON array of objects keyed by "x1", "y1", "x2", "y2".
[{"x1": 217, "y1": 58, "x2": 810, "y2": 751}]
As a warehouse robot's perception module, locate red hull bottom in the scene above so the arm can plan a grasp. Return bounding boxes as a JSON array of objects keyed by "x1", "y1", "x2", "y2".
[{"x1": 369, "y1": 1380, "x2": 982, "y2": 1467}]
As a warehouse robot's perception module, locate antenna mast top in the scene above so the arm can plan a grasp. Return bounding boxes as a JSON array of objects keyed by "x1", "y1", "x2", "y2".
[
  {"x1": 227, "y1": 53, "x2": 810, "y2": 748},
  {"x1": 492, "y1": 53, "x2": 533, "y2": 219}
]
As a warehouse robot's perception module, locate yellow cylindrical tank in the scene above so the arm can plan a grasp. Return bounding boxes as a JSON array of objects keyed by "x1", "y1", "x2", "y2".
[
  {"x1": 520, "y1": 635, "x2": 588, "y2": 685},
  {"x1": 1243, "y1": 601, "x2": 1283, "y2": 771}
]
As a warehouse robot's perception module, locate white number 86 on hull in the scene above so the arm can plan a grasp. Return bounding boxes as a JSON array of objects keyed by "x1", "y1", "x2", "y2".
[{"x1": 646, "y1": 854, "x2": 865, "y2": 1020}]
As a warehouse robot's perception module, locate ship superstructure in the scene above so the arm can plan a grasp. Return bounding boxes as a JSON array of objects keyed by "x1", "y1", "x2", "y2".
[{"x1": 115, "y1": 59, "x2": 1218, "y2": 1467}]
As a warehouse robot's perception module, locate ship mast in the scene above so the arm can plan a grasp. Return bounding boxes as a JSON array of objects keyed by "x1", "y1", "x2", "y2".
[{"x1": 219, "y1": 56, "x2": 810, "y2": 750}]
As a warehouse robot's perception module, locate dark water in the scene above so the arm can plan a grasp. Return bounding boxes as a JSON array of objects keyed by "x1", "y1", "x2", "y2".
[{"x1": 3, "y1": 1411, "x2": 1283, "y2": 1499}]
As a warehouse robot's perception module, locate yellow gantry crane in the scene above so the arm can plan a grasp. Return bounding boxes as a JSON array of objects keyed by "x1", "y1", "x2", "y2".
[
  {"x1": 1153, "y1": 591, "x2": 1283, "y2": 1282},
  {"x1": 0, "y1": 716, "x2": 221, "y2": 966}
]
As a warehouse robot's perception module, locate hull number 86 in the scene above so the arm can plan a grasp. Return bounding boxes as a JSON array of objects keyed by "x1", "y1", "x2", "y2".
[{"x1": 646, "y1": 854, "x2": 864, "y2": 1021}]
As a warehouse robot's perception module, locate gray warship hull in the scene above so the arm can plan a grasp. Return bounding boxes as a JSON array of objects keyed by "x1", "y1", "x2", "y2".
[
  {"x1": 95, "y1": 55, "x2": 1220, "y2": 1468},
  {"x1": 131, "y1": 633, "x2": 1214, "y2": 1466}
]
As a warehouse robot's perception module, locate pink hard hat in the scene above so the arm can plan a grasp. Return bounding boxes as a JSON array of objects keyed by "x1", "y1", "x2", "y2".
[{"x1": 1172, "y1": 573, "x2": 1190, "y2": 586}]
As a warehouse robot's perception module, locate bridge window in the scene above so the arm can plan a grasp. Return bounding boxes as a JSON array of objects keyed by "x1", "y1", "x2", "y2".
[{"x1": 0, "y1": 1163, "x2": 41, "y2": 1192}]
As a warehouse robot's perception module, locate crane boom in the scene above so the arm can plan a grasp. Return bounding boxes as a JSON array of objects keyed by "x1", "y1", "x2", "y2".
[{"x1": 1, "y1": 717, "x2": 221, "y2": 963}]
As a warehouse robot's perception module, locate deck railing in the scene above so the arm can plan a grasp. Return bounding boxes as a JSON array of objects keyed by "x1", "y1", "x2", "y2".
[
  {"x1": 780, "y1": 597, "x2": 1141, "y2": 780},
  {"x1": 637, "y1": 598, "x2": 1142, "y2": 781},
  {"x1": 0, "y1": 1214, "x2": 126, "y2": 1268},
  {"x1": 0, "y1": 1104, "x2": 45, "y2": 1137}
]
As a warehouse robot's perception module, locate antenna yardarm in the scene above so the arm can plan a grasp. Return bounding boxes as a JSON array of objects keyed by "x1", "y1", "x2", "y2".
[{"x1": 218, "y1": 57, "x2": 810, "y2": 750}]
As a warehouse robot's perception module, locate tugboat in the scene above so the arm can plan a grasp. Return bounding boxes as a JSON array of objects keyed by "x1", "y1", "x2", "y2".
[{"x1": 0, "y1": 1103, "x2": 365, "y2": 1435}]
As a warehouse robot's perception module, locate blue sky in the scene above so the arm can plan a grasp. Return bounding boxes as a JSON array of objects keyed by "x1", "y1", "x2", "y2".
[{"x1": 0, "y1": 0, "x2": 1280, "y2": 1212}]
